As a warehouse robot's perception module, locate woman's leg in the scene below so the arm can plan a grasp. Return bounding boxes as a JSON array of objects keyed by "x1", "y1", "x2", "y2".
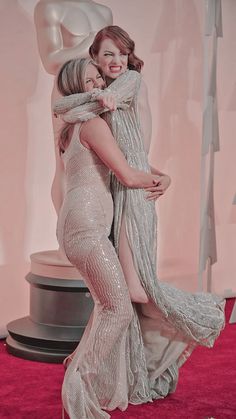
[
  {"x1": 62, "y1": 228, "x2": 134, "y2": 416},
  {"x1": 118, "y1": 214, "x2": 149, "y2": 304}
]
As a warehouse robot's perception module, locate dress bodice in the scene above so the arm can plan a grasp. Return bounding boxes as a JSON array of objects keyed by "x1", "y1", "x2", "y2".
[
  {"x1": 57, "y1": 121, "x2": 113, "y2": 254},
  {"x1": 62, "y1": 123, "x2": 110, "y2": 194}
]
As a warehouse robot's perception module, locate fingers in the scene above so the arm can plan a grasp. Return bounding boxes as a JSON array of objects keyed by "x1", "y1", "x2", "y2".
[
  {"x1": 145, "y1": 182, "x2": 169, "y2": 193},
  {"x1": 103, "y1": 97, "x2": 113, "y2": 109},
  {"x1": 145, "y1": 186, "x2": 163, "y2": 192},
  {"x1": 152, "y1": 176, "x2": 162, "y2": 185},
  {"x1": 146, "y1": 192, "x2": 164, "y2": 201},
  {"x1": 98, "y1": 95, "x2": 117, "y2": 111}
]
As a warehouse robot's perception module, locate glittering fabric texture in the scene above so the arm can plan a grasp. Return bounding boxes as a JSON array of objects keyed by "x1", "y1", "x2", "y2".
[
  {"x1": 57, "y1": 124, "x2": 133, "y2": 418},
  {"x1": 55, "y1": 71, "x2": 225, "y2": 419}
]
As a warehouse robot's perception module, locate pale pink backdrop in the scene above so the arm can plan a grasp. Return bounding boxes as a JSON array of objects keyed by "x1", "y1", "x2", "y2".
[{"x1": 0, "y1": 0, "x2": 235, "y2": 336}]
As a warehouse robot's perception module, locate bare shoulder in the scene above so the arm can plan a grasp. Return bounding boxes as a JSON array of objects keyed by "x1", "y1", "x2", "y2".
[{"x1": 81, "y1": 117, "x2": 110, "y2": 141}]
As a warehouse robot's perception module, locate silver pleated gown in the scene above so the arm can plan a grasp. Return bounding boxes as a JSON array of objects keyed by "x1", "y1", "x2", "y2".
[{"x1": 55, "y1": 71, "x2": 225, "y2": 419}]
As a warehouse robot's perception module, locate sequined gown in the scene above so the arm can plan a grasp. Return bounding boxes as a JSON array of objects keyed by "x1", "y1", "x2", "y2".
[
  {"x1": 57, "y1": 123, "x2": 134, "y2": 418},
  {"x1": 54, "y1": 71, "x2": 225, "y2": 419}
]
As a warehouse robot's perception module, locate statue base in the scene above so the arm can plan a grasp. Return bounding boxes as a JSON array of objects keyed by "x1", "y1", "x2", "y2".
[
  {"x1": 229, "y1": 300, "x2": 236, "y2": 324},
  {"x1": 6, "y1": 250, "x2": 93, "y2": 363}
]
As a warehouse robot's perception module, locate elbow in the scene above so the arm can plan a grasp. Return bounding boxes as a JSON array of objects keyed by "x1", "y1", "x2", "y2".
[{"x1": 113, "y1": 171, "x2": 131, "y2": 188}]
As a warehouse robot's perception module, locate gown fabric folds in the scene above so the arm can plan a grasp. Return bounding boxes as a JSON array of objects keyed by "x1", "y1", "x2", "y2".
[{"x1": 54, "y1": 71, "x2": 225, "y2": 419}]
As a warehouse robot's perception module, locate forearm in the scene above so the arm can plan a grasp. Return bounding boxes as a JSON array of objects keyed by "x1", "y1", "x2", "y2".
[
  {"x1": 54, "y1": 92, "x2": 96, "y2": 114},
  {"x1": 116, "y1": 167, "x2": 155, "y2": 189},
  {"x1": 102, "y1": 70, "x2": 140, "y2": 105},
  {"x1": 53, "y1": 70, "x2": 140, "y2": 123},
  {"x1": 53, "y1": 90, "x2": 108, "y2": 119}
]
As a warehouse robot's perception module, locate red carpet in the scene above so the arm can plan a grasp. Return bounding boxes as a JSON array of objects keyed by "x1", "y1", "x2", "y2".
[{"x1": 1, "y1": 299, "x2": 235, "y2": 419}]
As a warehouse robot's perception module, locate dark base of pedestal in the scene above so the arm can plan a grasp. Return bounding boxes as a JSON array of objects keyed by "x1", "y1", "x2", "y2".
[
  {"x1": 6, "y1": 260, "x2": 94, "y2": 363},
  {"x1": 6, "y1": 316, "x2": 83, "y2": 363}
]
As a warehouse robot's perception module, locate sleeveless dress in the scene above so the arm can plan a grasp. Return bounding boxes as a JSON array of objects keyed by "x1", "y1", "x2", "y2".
[
  {"x1": 54, "y1": 72, "x2": 225, "y2": 419},
  {"x1": 57, "y1": 123, "x2": 134, "y2": 418}
]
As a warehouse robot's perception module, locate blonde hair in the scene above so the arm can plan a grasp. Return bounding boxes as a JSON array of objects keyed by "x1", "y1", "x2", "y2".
[{"x1": 56, "y1": 58, "x2": 99, "y2": 153}]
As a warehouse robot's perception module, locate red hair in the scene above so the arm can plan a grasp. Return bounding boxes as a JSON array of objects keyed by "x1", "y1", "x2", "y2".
[{"x1": 89, "y1": 26, "x2": 144, "y2": 73}]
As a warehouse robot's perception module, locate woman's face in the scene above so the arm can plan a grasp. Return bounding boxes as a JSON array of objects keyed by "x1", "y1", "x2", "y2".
[
  {"x1": 95, "y1": 38, "x2": 128, "y2": 80},
  {"x1": 84, "y1": 63, "x2": 105, "y2": 92}
]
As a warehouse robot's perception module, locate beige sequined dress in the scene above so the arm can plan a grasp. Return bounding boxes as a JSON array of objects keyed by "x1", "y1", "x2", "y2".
[
  {"x1": 54, "y1": 71, "x2": 225, "y2": 419},
  {"x1": 57, "y1": 123, "x2": 134, "y2": 418}
]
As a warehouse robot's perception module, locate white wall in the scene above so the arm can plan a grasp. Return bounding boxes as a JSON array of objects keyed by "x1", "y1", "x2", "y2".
[{"x1": 0, "y1": 0, "x2": 235, "y2": 335}]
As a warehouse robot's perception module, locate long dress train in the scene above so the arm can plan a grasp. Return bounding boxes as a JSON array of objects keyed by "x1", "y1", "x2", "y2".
[{"x1": 54, "y1": 71, "x2": 225, "y2": 417}]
